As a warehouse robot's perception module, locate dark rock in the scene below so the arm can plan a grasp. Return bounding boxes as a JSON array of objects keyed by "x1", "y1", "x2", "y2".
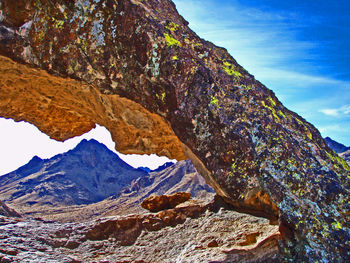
[
  {"x1": 207, "y1": 240, "x2": 218, "y2": 248},
  {"x1": 65, "y1": 239, "x2": 81, "y2": 250},
  {"x1": 0, "y1": 248, "x2": 18, "y2": 256}
]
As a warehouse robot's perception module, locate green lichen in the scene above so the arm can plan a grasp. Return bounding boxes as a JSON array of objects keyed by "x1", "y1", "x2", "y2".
[
  {"x1": 166, "y1": 22, "x2": 180, "y2": 32},
  {"x1": 278, "y1": 110, "x2": 286, "y2": 119},
  {"x1": 156, "y1": 92, "x2": 166, "y2": 102},
  {"x1": 261, "y1": 100, "x2": 279, "y2": 121},
  {"x1": 268, "y1": 97, "x2": 276, "y2": 107},
  {"x1": 164, "y1": 33, "x2": 180, "y2": 47},
  {"x1": 52, "y1": 17, "x2": 65, "y2": 29},
  {"x1": 210, "y1": 96, "x2": 219, "y2": 106},
  {"x1": 331, "y1": 221, "x2": 342, "y2": 230},
  {"x1": 326, "y1": 151, "x2": 350, "y2": 171},
  {"x1": 306, "y1": 130, "x2": 313, "y2": 140},
  {"x1": 222, "y1": 61, "x2": 242, "y2": 78}
]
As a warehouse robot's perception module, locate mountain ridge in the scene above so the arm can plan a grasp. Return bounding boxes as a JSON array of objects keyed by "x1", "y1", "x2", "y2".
[
  {"x1": 0, "y1": 140, "x2": 214, "y2": 222},
  {"x1": 0, "y1": 139, "x2": 147, "y2": 207},
  {"x1": 324, "y1": 137, "x2": 350, "y2": 154}
]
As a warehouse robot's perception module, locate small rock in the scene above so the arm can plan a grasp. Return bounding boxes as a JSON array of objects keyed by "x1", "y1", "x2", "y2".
[
  {"x1": 141, "y1": 192, "x2": 191, "y2": 212},
  {"x1": 207, "y1": 240, "x2": 218, "y2": 248}
]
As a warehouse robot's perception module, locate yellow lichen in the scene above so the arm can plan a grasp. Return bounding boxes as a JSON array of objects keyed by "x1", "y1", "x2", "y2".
[
  {"x1": 166, "y1": 22, "x2": 180, "y2": 32},
  {"x1": 222, "y1": 61, "x2": 242, "y2": 78},
  {"x1": 164, "y1": 33, "x2": 180, "y2": 47},
  {"x1": 210, "y1": 96, "x2": 219, "y2": 106}
]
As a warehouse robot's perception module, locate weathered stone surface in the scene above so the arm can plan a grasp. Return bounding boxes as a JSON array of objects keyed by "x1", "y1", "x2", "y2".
[
  {"x1": 141, "y1": 192, "x2": 191, "y2": 212},
  {"x1": 0, "y1": 0, "x2": 349, "y2": 261},
  {"x1": 0, "y1": 199, "x2": 280, "y2": 262},
  {"x1": 0, "y1": 55, "x2": 185, "y2": 159}
]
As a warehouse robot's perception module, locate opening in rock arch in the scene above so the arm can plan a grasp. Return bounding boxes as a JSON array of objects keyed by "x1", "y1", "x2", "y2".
[{"x1": 0, "y1": 118, "x2": 177, "y2": 175}]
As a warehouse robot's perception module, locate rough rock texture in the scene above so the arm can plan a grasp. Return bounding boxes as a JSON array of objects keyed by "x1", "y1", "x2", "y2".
[
  {"x1": 0, "y1": 200, "x2": 20, "y2": 217},
  {"x1": 0, "y1": 54, "x2": 185, "y2": 160},
  {"x1": 0, "y1": 199, "x2": 280, "y2": 263},
  {"x1": 141, "y1": 192, "x2": 191, "y2": 212},
  {"x1": 0, "y1": 0, "x2": 349, "y2": 261}
]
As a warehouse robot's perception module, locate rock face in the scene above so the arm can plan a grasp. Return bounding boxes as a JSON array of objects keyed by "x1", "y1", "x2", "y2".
[
  {"x1": 324, "y1": 137, "x2": 350, "y2": 154},
  {"x1": 141, "y1": 192, "x2": 191, "y2": 212},
  {"x1": 0, "y1": 0, "x2": 349, "y2": 261},
  {"x1": 0, "y1": 200, "x2": 20, "y2": 217},
  {"x1": 0, "y1": 198, "x2": 280, "y2": 262},
  {"x1": 0, "y1": 139, "x2": 147, "y2": 206}
]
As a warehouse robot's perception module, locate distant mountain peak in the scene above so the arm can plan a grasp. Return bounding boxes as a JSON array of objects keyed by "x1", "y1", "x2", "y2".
[
  {"x1": 73, "y1": 138, "x2": 107, "y2": 150},
  {"x1": 0, "y1": 139, "x2": 146, "y2": 206},
  {"x1": 324, "y1": 137, "x2": 350, "y2": 154}
]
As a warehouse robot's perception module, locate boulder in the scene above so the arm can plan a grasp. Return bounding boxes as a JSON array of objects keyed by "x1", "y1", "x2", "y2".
[
  {"x1": 0, "y1": 0, "x2": 349, "y2": 261},
  {"x1": 141, "y1": 192, "x2": 191, "y2": 212}
]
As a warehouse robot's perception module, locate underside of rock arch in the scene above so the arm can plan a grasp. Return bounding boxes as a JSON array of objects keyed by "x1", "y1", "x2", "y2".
[{"x1": 0, "y1": 0, "x2": 349, "y2": 261}]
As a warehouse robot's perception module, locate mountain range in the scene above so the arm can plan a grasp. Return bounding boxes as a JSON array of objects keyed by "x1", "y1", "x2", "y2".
[
  {"x1": 324, "y1": 137, "x2": 350, "y2": 164},
  {"x1": 324, "y1": 137, "x2": 350, "y2": 154},
  {"x1": 0, "y1": 139, "x2": 214, "y2": 222},
  {"x1": 0, "y1": 139, "x2": 147, "y2": 207}
]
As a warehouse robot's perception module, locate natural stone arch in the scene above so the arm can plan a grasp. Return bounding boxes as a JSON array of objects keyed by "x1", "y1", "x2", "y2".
[{"x1": 0, "y1": 0, "x2": 349, "y2": 261}]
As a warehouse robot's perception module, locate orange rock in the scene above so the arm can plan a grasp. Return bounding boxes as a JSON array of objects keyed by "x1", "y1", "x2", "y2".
[
  {"x1": 141, "y1": 192, "x2": 191, "y2": 212},
  {"x1": 0, "y1": 55, "x2": 185, "y2": 161}
]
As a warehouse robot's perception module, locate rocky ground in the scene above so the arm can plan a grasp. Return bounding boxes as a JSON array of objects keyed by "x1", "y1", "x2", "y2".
[{"x1": 0, "y1": 197, "x2": 279, "y2": 263}]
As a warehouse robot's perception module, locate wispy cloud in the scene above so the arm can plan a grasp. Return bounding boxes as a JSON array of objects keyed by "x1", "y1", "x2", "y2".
[
  {"x1": 319, "y1": 105, "x2": 350, "y2": 117},
  {"x1": 319, "y1": 109, "x2": 340, "y2": 117}
]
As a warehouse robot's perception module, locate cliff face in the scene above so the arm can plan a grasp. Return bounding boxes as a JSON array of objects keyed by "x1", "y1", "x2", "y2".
[{"x1": 0, "y1": 0, "x2": 349, "y2": 261}]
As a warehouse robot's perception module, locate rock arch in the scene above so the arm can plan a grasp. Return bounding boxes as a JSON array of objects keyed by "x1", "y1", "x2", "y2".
[{"x1": 0, "y1": 0, "x2": 349, "y2": 261}]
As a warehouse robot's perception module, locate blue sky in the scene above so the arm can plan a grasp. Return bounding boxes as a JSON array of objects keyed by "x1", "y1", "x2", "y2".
[{"x1": 173, "y1": 0, "x2": 350, "y2": 145}]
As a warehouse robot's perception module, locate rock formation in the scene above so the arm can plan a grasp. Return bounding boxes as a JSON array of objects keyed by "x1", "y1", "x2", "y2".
[
  {"x1": 0, "y1": 198, "x2": 280, "y2": 262},
  {"x1": 141, "y1": 192, "x2": 191, "y2": 212},
  {"x1": 0, "y1": 0, "x2": 349, "y2": 261}
]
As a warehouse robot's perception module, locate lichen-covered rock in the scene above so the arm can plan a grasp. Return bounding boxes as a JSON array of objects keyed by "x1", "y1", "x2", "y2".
[
  {"x1": 141, "y1": 192, "x2": 191, "y2": 212},
  {"x1": 0, "y1": 0, "x2": 349, "y2": 261}
]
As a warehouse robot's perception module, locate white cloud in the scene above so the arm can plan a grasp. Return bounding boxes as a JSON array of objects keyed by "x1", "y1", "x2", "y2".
[
  {"x1": 319, "y1": 109, "x2": 339, "y2": 117},
  {"x1": 319, "y1": 105, "x2": 350, "y2": 117}
]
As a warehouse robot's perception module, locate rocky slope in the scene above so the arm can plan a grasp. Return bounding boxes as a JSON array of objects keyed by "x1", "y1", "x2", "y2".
[
  {"x1": 0, "y1": 0, "x2": 349, "y2": 261},
  {"x1": 9, "y1": 157, "x2": 214, "y2": 222},
  {"x1": 0, "y1": 200, "x2": 20, "y2": 217},
  {"x1": 325, "y1": 137, "x2": 350, "y2": 165},
  {"x1": 340, "y1": 150, "x2": 350, "y2": 165},
  {"x1": 0, "y1": 139, "x2": 147, "y2": 207},
  {"x1": 0, "y1": 197, "x2": 280, "y2": 263},
  {"x1": 324, "y1": 137, "x2": 350, "y2": 154}
]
